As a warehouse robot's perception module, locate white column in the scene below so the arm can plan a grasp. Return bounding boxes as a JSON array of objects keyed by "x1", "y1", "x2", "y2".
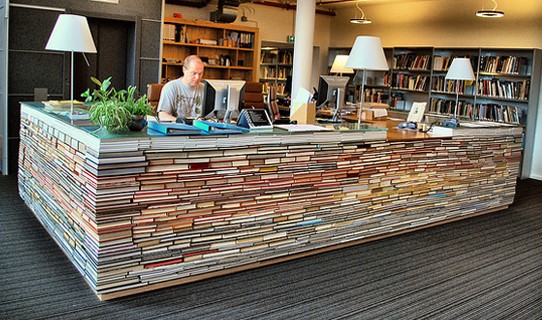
[{"x1": 291, "y1": 0, "x2": 315, "y2": 116}]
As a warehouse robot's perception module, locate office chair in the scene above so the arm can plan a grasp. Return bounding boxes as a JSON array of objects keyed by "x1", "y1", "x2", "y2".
[
  {"x1": 146, "y1": 83, "x2": 165, "y2": 110},
  {"x1": 242, "y1": 82, "x2": 266, "y2": 110}
]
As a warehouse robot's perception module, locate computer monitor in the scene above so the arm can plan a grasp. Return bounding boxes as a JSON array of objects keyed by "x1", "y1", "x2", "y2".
[
  {"x1": 202, "y1": 79, "x2": 246, "y2": 123},
  {"x1": 284, "y1": 75, "x2": 292, "y2": 97},
  {"x1": 315, "y1": 75, "x2": 350, "y2": 121}
]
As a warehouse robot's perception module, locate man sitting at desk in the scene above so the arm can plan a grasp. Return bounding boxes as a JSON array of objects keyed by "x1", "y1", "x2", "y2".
[{"x1": 158, "y1": 55, "x2": 205, "y2": 122}]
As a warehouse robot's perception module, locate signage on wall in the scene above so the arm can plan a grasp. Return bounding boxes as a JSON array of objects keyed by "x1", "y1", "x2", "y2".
[
  {"x1": 91, "y1": 0, "x2": 119, "y2": 3},
  {"x1": 287, "y1": 35, "x2": 295, "y2": 43}
]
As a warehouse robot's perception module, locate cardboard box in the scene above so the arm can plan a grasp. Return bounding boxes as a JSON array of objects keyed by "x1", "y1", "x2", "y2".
[{"x1": 290, "y1": 102, "x2": 316, "y2": 124}]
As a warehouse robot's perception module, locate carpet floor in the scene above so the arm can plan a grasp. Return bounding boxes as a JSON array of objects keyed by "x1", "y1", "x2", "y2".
[{"x1": 1, "y1": 175, "x2": 541, "y2": 319}]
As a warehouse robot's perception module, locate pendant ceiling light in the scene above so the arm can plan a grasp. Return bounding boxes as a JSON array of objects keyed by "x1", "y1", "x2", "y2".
[
  {"x1": 350, "y1": 0, "x2": 372, "y2": 24},
  {"x1": 476, "y1": 0, "x2": 504, "y2": 18}
]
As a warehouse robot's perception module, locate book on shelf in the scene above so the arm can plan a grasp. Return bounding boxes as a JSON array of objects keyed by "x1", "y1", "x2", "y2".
[{"x1": 162, "y1": 24, "x2": 176, "y2": 42}]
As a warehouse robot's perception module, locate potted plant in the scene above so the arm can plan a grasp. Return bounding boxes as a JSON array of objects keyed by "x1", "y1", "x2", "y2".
[{"x1": 81, "y1": 76, "x2": 156, "y2": 132}]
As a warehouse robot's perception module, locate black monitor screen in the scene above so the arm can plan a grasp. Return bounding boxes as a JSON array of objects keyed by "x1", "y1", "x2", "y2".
[
  {"x1": 284, "y1": 75, "x2": 292, "y2": 96},
  {"x1": 202, "y1": 79, "x2": 246, "y2": 122},
  {"x1": 315, "y1": 75, "x2": 349, "y2": 109}
]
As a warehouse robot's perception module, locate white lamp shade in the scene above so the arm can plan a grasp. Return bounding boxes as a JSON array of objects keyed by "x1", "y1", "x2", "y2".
[
  {"x1": 345, "y1": 36, "x2": 389, "y2": 71},
  {"x1": 330, "y1": 55, "x2": 354, "y2": 74},
  {"x1": 445, "y1": 58, "x2": 475, "y2": 80},
  {"x1": 46, "y1": 14, "x2": 97, "y2": 53}
]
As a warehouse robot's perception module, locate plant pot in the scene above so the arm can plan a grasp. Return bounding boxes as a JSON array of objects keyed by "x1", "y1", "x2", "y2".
[{"x1": 128, "y1": 115, "x2": 147, "y2": 131}]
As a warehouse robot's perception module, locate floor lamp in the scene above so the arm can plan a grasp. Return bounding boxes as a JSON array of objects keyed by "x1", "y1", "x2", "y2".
[
  {"x1": 330, "y1": 55, "x2": 354, "y2": 77},
  {"x1": 445, "y1": 58, "x2": 475, "y2": 124},
  {"x1": 45, "y1": 14, "x2": 97, "y2": 119},
  {"x1": 345, "y1": 36, "x2": 389, "y2": 127}
]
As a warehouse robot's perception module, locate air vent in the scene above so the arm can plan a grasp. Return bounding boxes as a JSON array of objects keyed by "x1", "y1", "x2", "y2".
[{"x1": 210, "y1": 0, "x2": 240, "y2": 23}]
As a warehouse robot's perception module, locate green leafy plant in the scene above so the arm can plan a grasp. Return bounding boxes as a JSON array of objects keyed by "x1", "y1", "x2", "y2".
[{"x1": 82, "y1": 76, "x2": 156, "y2": 132}]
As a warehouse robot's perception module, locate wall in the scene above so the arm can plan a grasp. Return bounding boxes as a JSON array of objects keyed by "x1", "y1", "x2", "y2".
[{"x1": 329, "y1": 0, "x2": 542, "y2": 48}]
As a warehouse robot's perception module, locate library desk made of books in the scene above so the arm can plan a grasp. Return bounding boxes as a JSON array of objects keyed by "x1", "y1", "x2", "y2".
[{"x1": 18, "y1": 102, "x2": 522, "y2": 300}]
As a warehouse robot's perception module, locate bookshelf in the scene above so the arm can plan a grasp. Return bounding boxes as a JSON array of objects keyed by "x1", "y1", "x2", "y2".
[
  {"x1": 363, "y1": 48, "x2": 393, "y2": 105},
  {"x1": 428, "y1": 48, "x2": 480, "y2": 121},
  {"x1": 327, "y1": 47, "x2": 393, "y2": 105},
  {"x1": 161, "y1": 17, "x2": 260, "y2": 83},
  {"x1": 390, "y1": 47, "x2": 433, "y2": 111},
  {"x1": 259, "y1": 45, "x2": 293, "y2": 97},
  {"x1": 329, "y1": 47, "x2": 539, "y2": 125}
]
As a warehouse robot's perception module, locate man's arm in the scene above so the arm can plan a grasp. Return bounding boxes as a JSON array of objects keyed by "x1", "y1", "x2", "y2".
[
  {"x1": 156, "y1": 82, "x2": 177, "y2": 121},
  {"x1": 158, "y1": 111, "x2": 177, "y2": 122}
]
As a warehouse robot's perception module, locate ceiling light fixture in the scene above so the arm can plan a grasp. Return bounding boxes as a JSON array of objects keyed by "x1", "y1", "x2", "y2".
[
  {"x1": 476, "y1": 0, "x2": 504, "y2": 18},
  {"x1": 350, "y1": 1, "x2": 372, "y2": 24}
]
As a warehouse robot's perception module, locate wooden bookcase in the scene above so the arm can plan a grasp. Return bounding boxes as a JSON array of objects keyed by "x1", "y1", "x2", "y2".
[
  {"x1": 259, "y1": 45, "x2": 293, "y2": 97},
  {"x1": 161, "y1": 17, "x2": 260, "y2": 83}
]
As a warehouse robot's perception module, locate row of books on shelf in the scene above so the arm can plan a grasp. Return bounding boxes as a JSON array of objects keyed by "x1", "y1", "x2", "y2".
[
  {"x1": 261, "y1": 66, "x2": 291, "y2": 79},
  {"x1": 371, "y1": 53, "x2": 530, "y2": 76},
  {"x1": 278, "y1": 51, "x2": 293, "y2": 64},
  {"x1": 364, "y1": 88, "x2": 390, "y2": 104},
  {"x1": 228, "y1": 31, "x2": 255, "y2": 48},
  {"x1": 431, "y1": 77, "x2": 475, "y2": 95},
  {"x1": 162, "y1": 24, "x2": 254, "y2": 48},
  {"x1": 261, "y1": 51, "x2": 293, "y2": 64},
  {"x1": 263, "y1": 82, "x2": 287, "y2": 95},
  {"x1": 479, "y1": 55, "x2": 528, "y2": 75},
  {"x1": 432, "y1": 55, "x2": 453, "y2": 71},
  {"x1": 364, "y1": 77, "x2": 530, "y2": 102},
  {"x1": 432, "y1": 55, "x2": 477, "y2": 72},
  {"x1": 260, "y1": 51, "x2": 276, "y2": 64},
  {"x1": 428, "y1": 98, "x2": 523, "y2": 124},
  {"x1": 477, "y1": 79, "x2": 530, "y2": 100},
  {"x1": 391, "y1": 74, "x2": 430, "y2": 91},
  {"x1": 393, "y1": 54, "x2": 431, "y2": 71}
]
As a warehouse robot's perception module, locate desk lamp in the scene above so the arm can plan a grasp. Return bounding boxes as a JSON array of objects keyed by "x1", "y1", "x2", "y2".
[
  {"x1": 46, "y1": 14, "x2": 97, "y2": 119},
  {"x1": 445, "y1": 58, "x2": 475, "y2": 125},
  {"x1": 345, "y1": 36, "x2": 389, "y2": 127},
  {"x1": 330, "y1": 55, "x2": 354, "y2": 77}
]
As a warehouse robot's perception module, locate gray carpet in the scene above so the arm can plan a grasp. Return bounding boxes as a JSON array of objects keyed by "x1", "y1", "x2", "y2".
[{"x1": 1, "y1": 174, "x2": 541, "y2": 319}]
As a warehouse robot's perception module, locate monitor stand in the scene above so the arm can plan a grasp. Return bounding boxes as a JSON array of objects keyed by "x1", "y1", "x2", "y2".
[
  {"x1": 223, "y1": 84, "x2": 240, "y2": 124},
  {"x1": 318, "y1": 88, "x2": 343, "y2": 124}
]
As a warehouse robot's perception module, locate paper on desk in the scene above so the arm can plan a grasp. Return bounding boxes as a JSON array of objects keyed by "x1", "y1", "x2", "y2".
[{"x1": 275, "y1": 124, "x2": 333, "y2": 132}]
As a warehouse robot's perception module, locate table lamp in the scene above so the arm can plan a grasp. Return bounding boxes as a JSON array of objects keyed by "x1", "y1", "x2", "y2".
[
  {"x1": 45, "y1": 14, "x2": 97, "y2": 118},
  {"x1": 345, "y1": 36, "x2": 389, "y2": 127},
  {"x1": 445, "y1": 57, "x2": 475, "y2": 123},
  {"x1": 330, "y1": 55, "x2": 354, "y2": 77}
]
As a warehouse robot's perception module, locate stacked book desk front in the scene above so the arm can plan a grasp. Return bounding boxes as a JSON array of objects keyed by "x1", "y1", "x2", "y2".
[{"x1": 18, "y1": 102, "x2": 522, "y2": 300}]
